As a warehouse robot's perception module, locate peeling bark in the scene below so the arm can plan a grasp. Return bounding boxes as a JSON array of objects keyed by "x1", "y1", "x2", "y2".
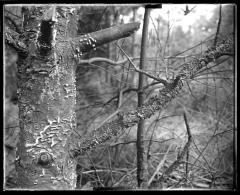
[{"x1": 15, "y1": 6, "x2": 77, "y2": 189}]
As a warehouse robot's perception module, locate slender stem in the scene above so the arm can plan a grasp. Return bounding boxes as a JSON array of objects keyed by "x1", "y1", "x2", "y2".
[
  {"x1": 136, "y1": 7, "x2": 151, "y2": 188},
  {"x1": 213, "y1": 5, "x2": 222, "y2": 47}
]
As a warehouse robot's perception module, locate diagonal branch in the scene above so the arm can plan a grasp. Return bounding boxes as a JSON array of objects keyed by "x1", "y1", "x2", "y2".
[
  {"x1": 70, "y1": 22, "x2": 140, "y2": 57},
  {"x1": 69, "y1": 35, "x2": 233, "y2": 159},
  {"x1": 115, "y1": 43, "x2": 169, "y2": 86}
]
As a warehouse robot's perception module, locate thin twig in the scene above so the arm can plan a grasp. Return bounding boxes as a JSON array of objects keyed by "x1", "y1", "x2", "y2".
[
  {"x1": 82, "y1": 169, "x2": 126, "y2": 174},
  {"x1": 110, "y1": 138, "x2": 174, "y2": 147},
  {"x1": 86, "y1": 151, "x2": 104, "y2": 187},
  {"x1": 4, "y1": 9, "x2": 22, "y2": 18},
  {"x1": 93, "y1": 110, "x2": 120, "y2": 131},
  {"x1": 183, "y1": 113, "x2": 191, "y2": 181},
  {"x1": 158, "y1": 113, "x2": 192, "y2": 182},
  {"x1": 148, "y1": 144, "x2": 173, "y2": 186},
  {"x1": 95, "y1": 7, "x2": 108, "y2": 31},
  {"x1": 147, "y1": 111, "x2": 162, "y2": 160},
  {"x1": 107, "y1": 147, "x2": 114, "y2": 185},
  {"x1": 115, "y1": 43, "x2": 169, "y2": 86},
  {"x1": 112, "y1": 168, "x2": 137, "y2": 187}
]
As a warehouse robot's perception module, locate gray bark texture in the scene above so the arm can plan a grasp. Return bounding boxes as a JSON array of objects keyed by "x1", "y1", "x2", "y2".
[{"x1": 15, "y1": 6, "x2": 78, "y2": 189}]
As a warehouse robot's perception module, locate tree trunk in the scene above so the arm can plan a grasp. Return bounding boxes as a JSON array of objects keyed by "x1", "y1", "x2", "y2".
[
  {"x1": 137, "y1": 7, "x2": 150, "y2": 188},
  {"x1": 15, "y1": 6, "x2": 78, "y2": 189},
  {"x1": 5, "y1": 5, "x2": 140, "y2": 190}
]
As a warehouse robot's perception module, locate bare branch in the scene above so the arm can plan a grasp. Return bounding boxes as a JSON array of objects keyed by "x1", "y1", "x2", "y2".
[
  {"x1": 4, "y1": 8, "x2": 22, "y2": 19},
  {"x1": 70, "y1": 22, "x2": 140, "y2": 56},
  {"x1": 78, "y1": 57, "x2": 129, "y2": 65},
  {"x1": 116, "y1": 43, "x2": 169, "y2": 86},
  {"x1": 77, "y1": 56, "x2": 193, "y2": 66}
]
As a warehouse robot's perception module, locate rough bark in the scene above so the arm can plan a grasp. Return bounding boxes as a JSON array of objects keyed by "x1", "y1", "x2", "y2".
[
  {"x1": 5, "y1": 26, "x2": 28, "y2": 57},
  {"x1": 5, "y1": 5, "x2": 140, "y2": 190},
  {"x1": 14, "y1": 6, "x2": 78, "y2": 190}
]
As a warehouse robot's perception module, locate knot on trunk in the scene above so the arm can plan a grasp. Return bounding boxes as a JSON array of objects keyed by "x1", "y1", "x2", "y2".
[{"x1": 37, "y1": 152, "x2": 53, "y2": 168}]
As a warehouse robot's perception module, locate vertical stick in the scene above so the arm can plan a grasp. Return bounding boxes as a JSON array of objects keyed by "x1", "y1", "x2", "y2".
[{"x1": 137, "y1": 7, "x2": 151, "y2": 188}]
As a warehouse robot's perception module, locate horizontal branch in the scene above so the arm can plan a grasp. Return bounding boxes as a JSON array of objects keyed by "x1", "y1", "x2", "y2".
[
  {"x1": 78, "y1": 56, "x2": 193, "y2": 66},
  {"x1": 4, "y1": 26, "x2": 28, "y2": 57},
  {"x1": 69, "y1": 35, "x2": 234, "y2": 159},
  {"x1": 70, "y1": 22, "x2": 140, "y2": 56},
  {"x1": 78, "y1": 57, "x2": 130, "y2": 65},
  {"x1": 103, "y1": 82, "x2": 161, "y2": 106},
  {"x1": 110, "y1": 138, "x2": 174, "y2": 147}
]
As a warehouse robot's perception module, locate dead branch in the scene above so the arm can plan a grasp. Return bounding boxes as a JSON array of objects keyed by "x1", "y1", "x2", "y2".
[
  {"x1": 116, "y1": 43, "x2": 169, "y2": 87},
  {"x1": 70, "y1": 22, "x2": 140, "y2": 57},
  {"x1": 69, "y1": 35, "x2": 233, "y2": 160},
  {"x1": 78, "y1": 57, "x2": 130, "y2": 66}
]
